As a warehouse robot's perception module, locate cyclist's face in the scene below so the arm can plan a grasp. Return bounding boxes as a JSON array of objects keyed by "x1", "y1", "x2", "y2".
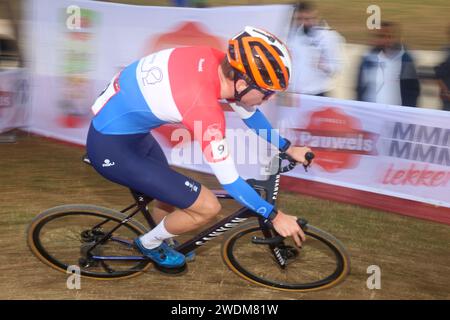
[
  {"x1": 238, "y1": 88, "x2": 265, "y2": 107},
  {"x1": 235, "y1": 79, "x2": 275, "y2": 107}
]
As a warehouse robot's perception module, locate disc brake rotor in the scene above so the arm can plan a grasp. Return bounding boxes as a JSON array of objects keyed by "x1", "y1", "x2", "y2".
[{"x1": 79, "y1": 229, "x2": 106, "y2": 268}]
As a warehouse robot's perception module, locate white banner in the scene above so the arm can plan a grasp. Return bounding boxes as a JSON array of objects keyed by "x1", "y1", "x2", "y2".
[
  {"x1": 274, "y1": 94, "x2": 450, "y2": 208},
  {"x1": 0, "y1": 69, "x2": 29, "y2": 133},
  {"x1": 25, "y1": 0, "x2": 292, "y2": 144}
]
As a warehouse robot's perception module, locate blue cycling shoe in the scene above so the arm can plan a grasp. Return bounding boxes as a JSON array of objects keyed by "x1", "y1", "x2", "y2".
[
  {"x1": 134, "y1": 237, "x2": 186, "y2": 274},
  {"x1": 166, "y1": 238, "x2": 196, "y2": 262}
]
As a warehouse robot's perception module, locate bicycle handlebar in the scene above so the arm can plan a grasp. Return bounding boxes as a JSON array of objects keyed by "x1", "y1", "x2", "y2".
[
  {"x1": 279, "y1": 151, "x2": 315, "y2": 174},
  {"x1": 244, "y1": 152, "x2": 315, "y2": 245},
  {"x1": 244, "y1": 151, "x2": 315, "y2": 244},
  {"x1": 251, "y1": 218, "x2": 308, "y2": 245},
  {"x1": 246, "y1": 151, "x2": 315, "y2": 205}
]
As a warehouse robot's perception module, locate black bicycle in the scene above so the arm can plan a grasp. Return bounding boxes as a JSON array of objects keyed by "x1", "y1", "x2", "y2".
[{"x1": 27, "y1": 152, "x2": 350, "y2": 292}]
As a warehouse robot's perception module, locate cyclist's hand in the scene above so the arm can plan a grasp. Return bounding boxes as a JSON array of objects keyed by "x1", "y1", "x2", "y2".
[
  {"x1": 272, "y1": 210, "x2": 305, "y2": 247},
  {"x1": 286, "y1": 146, "x2": 313, "y2": 166}
]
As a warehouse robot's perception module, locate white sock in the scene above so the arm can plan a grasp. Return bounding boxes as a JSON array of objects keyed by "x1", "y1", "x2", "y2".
[{"x1": 139, "y1": 217, "x2": 177, "y2": 249}]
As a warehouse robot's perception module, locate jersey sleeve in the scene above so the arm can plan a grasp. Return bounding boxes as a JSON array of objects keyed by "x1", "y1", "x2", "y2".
[
  {"x1": 181, "y1": 105, "x2": 275, "y2": 218},
  {"x1": 181, "y1": 105, "x2": 228, "y2": 163},
  {"x1": 229, "y1": 103, "x2": 289, "y2": 151}
]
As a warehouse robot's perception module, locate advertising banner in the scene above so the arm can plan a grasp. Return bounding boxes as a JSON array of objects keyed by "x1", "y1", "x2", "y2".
[
  {"x1": 0, "y1": 70, "x2": 29, "y2": 133},
  {"x1": 274, "y1": 94, "x2": 450, "y2": 209}
]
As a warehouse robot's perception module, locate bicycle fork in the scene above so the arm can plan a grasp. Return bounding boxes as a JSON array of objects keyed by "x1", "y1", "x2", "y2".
[{"x1": 253, "y1": 218, "x2": 308, "y2": 269}]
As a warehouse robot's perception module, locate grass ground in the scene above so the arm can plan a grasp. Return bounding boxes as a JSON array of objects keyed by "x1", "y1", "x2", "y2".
[{"x1": 0, "y1": 131, "x2": 449, "y2": 299}]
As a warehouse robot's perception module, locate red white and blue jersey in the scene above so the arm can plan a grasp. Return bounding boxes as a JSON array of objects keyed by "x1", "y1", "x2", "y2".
[{"x1": 91, "y1": 47, "x2": 287, "y2": 218}]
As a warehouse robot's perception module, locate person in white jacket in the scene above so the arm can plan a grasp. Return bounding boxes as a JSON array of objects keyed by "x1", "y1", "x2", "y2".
[{"x1": 287, "y1": 1, "x2": 344, "y2": 96}]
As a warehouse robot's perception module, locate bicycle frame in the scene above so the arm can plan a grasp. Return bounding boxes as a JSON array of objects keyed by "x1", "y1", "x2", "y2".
[
  {"x1": 83, "y1": 152, "x2": 304, "y2": 264},
  {"x1": 88, "y1": 189, "x2": 271, "y2": 262}
]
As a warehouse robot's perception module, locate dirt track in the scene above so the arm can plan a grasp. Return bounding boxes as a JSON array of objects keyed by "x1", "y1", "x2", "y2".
[{"x1": 0, "y1": 132, "x2": 449, "y2": 300}]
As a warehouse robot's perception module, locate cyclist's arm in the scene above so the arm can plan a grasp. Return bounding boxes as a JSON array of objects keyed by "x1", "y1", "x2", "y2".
[
  {"x1": 229, "y1": 102, "x2": 290, "y2": 151},
  {"x1": 182, "y1": 106, "x2": 275, "y2": 219},
  {"x1": 209, "y1": 155, "x2": 275, "y2": 218}
]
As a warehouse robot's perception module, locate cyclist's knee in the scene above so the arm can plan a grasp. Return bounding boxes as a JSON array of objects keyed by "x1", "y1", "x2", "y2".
[
  {"x1": 188, "y1": 186, "x2": 221, "y2": 220},
  {"x1": 201, "y1": 197, "x2": 222, "y2": 218}
]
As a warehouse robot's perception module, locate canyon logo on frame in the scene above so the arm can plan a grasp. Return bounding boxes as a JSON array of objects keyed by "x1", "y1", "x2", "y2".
[{"x1": 288, "y1": 107, "x2": 378, "y2": 172}]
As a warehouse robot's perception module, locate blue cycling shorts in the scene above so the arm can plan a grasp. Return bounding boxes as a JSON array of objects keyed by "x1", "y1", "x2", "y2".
[{"x1": 86, "y1": 122, "x2": 202, "y2": 209}]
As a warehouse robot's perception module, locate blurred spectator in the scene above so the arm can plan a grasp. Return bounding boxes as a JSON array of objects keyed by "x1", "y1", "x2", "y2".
[
  {"x1": 434, "y1": 25, "x2": 450, "y2": 111},
  {"x1": 171, "y1": 0, "x2": 207, "y2": 7},
  {"x1": 287, "y1": 1, "x2": 344, "y2": 96},
  {"x1": 0, "y1": 35, "x2": 19, "y2": 70},
  {"x1": 172, "y1": 0, "x2": 188, "y2": 6},
  {"x1": 356, "y1": 21, "x2": 420, "y2": 107}
]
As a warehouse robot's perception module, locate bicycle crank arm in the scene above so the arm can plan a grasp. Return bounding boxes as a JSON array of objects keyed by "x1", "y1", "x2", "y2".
[{"x1": 92, "y1": 255, "x2": 147, "y2": 261}]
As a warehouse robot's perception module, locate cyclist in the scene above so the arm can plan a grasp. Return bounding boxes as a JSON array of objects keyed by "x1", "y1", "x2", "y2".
[{"x1": 86, "y1": 26, "x2": 312, "y2": 272}]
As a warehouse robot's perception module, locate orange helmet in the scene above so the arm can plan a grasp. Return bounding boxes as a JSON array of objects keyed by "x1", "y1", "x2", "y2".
[{"x1": 227, "y1": 26, "x2": 292, "y2": 92}]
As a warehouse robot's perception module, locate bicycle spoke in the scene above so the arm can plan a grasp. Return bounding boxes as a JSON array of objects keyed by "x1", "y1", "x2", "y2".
[
  {"x1": 31, "y1": 210, "x2": 149, "y2": 278},
  {"x1": 223, "y1": 223, "x2": 348, "y2": 290}
]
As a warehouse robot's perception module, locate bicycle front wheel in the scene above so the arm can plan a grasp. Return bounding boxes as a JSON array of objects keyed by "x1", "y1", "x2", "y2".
[
  {"x1": 27, "y1": 204, "x2": 151, "y2": 280},
  {"x1": 221, "y1": 220, "x2": 350, "y2": 292}
]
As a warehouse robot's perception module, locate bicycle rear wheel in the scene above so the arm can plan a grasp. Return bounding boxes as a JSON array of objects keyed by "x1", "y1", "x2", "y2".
[
  {"x1": 221, "y1": 220, "x2": 350, "y2": 292},
  {"x1": 27, "y1": 204, "x2": 151, "y2": 280}
]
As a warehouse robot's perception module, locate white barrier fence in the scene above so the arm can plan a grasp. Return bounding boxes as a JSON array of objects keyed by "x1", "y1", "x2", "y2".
[
  {"x1": 0, "y1": 69, "x2": 28, "y2": 134},
  {"x1": 274, "y1": 94, "x2": 450, "y2": 208}
]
